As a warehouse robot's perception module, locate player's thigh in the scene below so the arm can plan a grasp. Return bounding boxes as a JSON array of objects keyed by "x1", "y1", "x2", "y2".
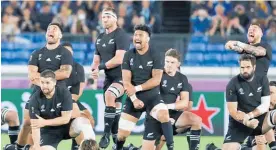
[
  {"x1": 261, "y1": 110, "x2": 276, "y2": 134},
  {"x1": 141, "y1": 140, "x2": 156, "y2": 150},
  {"x1": 69, "y1": 117, "x2": 90, "y2": 137},
  {"x1": 265, "y1": 129, "x2": 275, "y2": 143},
  {"x1": 41, "y1": 145, "x2": 56, "y2": 150},
  {"x1": 175, "y1": 111, "x2": 202, "y2": 128},
  {"x1": 222, "y1": 143, "x2": 241, "y2": 150},
  {"x1": 224, "y1": 121, "x2": 251, "y2": 144}
]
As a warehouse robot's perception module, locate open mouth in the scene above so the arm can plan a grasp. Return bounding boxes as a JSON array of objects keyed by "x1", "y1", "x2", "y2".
[{"x1": 135, "y1": 41, "x2": 141, "y2": 44}]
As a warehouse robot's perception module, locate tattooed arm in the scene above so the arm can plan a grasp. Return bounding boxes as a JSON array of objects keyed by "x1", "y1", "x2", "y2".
[
  {"x1": 54, "y1": 65, "x2": 72, "y2": 80},
  {"x1": 236, "y1": 41, "x2": 266, "y2": 56}
]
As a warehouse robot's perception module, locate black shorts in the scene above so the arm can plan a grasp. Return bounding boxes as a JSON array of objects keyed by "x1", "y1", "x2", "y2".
[
  {"x1": 169, "y1": 110, "x2": 190, "y2": 135},
  {"x1": 40, "y1": 119, "x2": 75, "y2": 148},
  {"x1": 77, "y1": 101, "x2": 86, "y2": 111},
  {"x1": 69, "y1": 83, "x2": 80, "y2": 95},
  {"x1": 103, "y1": 77, "x2": 124, "y2": 103},
  {"x1": 143, "y1": 116, "x2": 163, "y2": 141},
  {"x1": 224, "y1": 113, "x2": 267, "y2": 144},
  {"x1": 123, "y1": 91, "x2": 163, "y2": 119}
]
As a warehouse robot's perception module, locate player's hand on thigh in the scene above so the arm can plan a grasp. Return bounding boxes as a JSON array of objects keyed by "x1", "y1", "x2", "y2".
[
  {"x1": 255, "y1": 135, "x2": 267, "y2": 145},
  {"x1": 133, "y1": 99, "x2": 144, "y2": 109}
]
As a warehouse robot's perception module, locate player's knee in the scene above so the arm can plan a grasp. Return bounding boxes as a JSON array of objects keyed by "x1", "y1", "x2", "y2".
[
  {"x1": 117, "y1": 134, "x2": 127, "y2": 142},
  {"x1": 104, "y1": 91, "x2": 116, "y2": 105},
  {"x1": 118, "y1": 117, "x2": 136, "y2": 131},
  {"x1": 5, "y1": 110, "x2": 19, "y2": 125},
  {"x1": 157, "y1": 110, "x2": 170, "y2": 122},
  {"x1": 23, "y1": 117, "x2": 31, "y2": 127}
]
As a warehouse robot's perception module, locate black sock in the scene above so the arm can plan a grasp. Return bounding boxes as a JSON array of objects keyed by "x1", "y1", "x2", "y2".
[
  {"x1": 8, "y1": 126, "x2": 19, "y2": 144},
  {"x1": 16, "y1": 143, "x2": 24, "y2": 149},
  {"x1": 186, "y1": 131, "x2": 191, "y2": 148},
  {"x1": 104, "y1": 106, "x2": 116, "y2": 134},
  {"x1": 269, "y1": 141, "x2": 276, "y2": 150},
  {"x1": 161, "y1": 122, "x2": 174, "y2": 150},
  {"x1": 111, "y1": 108, "x2": 121, "y2": 143},
  {"x1": 116, "y1": 140, "x2": 125, "y2": 150},
  {"x1": 71, "y1": 139, "x2": 79, "y2": 150},
  {"x1": 190, "y1": 129, "x2": 201, "y2": 150}
]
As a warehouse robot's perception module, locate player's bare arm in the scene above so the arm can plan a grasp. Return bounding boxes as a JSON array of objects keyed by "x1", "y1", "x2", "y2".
[
  {"x1": 225, "y1": 41, "x2": 243, "y2": 53},
  {"x1": 28, "y1": 65, "x2": 40, "y2": 86},
  {"x1": 55, "y1": 65, "x2": 72, "y2": 80},
  {"x1": 227, "y1": 102, "x2": 244, "y2": 122},
  {"x1": 236, "y1": 41, "x2": 266, "y2": 56},
  {"x1": 91, "y1": 54, "x2": 100, "y2": 70},
  {"x1": 122, "y1": 69, "x2": 134, "y2": 96},
  {"x1": 139, "y1": 69, "x2": 163, "y2": 91},
  {"x1": 30, "y1": 122, "x2": 41, "y2": 149},
  {"x1": 105, "y1": 50, "x2": 126, "y2": 69},
  {"x1": 32, "y1": 111, "x2": 72, "y2": 127},
  {"x1": 175, "y1": 91, "x2": 189, "y2": 110}
]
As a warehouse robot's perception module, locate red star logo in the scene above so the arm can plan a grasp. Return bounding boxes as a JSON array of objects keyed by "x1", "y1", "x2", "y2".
[{"x1": 191, "y1": 94, "x2": 220, "y2": 134}]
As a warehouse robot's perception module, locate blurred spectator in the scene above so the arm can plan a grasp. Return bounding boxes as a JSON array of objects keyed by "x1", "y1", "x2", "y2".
[
  {"x1": 191, "y1": 0, "x2": 208, "y2": 13},
  {"x1": 3, "y1": 5, "x2": 20, "y2": 24},
  {"x1": 140, "y1": 0, "x2": 161, "y2": 33},
  {"x1": 117, "y1": 3, "x2": 132, "y2": 31},
  {"x1": 70, "y1": 0, "x2": 89, "y2": 14},
  {"x1": 209, "y1": 4, "x2": 228, "y2": 37},
  {"x1": 19, "y1": 8, "x2": 35, "y2": 32},
  {"x1": 226, "y1": 4, "x2": 249, "y2": 36},
  {"x1": 52, "y1": 5, "x2": 73, "y2": 32},
  {"x1": 71, "y1": 9, "x2": 90, "y2": 34},
  {"x1": 190, "y1": 9, "x2": 212, "y2": 35},
  {"x1": 9, "y1": 0, "x2": 23, "y2": 17},
  {"x1": 265, "y1": 7, "x2": 276, "y2": 28},
  {"x1": 2, "y1": 14, "x2": 20, "y2": 36},
  {"x1": 94, "y1": 1, "x2": 114, "y2": 14},
  {"x1": 35, "y1": 3, "x2": 54, "y2": 32},
  {"x1": 207, "y1": 0, "x2": 232, "y2": 16},
  {"x1": 20, "y1": 1, "x2": 39, "y2": 21},
  {"x1": 86, "y1": 1, "x2": 96, "y2": 22},
  {"x1": 266, "y1": 20, "x2": 276, "y2": 37},
  {"x1": 248, "y1": 1, "x2": 270, "y2": 25}
]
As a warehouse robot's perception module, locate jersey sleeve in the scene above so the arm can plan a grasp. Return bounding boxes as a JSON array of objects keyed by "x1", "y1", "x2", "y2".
[
  {"x1": 188, "y1": 83, "x2": 193, "y2": 101},
  {"x1": 261, "y1": 42, "x2": 272, "y2": 60},
  {"x1": 115, "y1": 29, "x2": 130, "y2": 51},
  {"x1": 122, "y1": 51, "x2": 131, "y2": 71},
  {"x1": 61, "y1": 89, "x2": 73, "y2": 111},
  {"x1": 77, "y1": 64, "x2": 85, "y2": 82},
  {"x1": 28, "y1": 92, "x2": 40, "y2": 119},
  {"x1": 28, "y1": 50, "x2": 39, "y2": 66},
  {"x1": 226, "y1": 79, "x2": 238, "y2": 102},
  {"x1": 181, "y1": 75, "x2": 189, "y2": 92},
  {"x1": 152, "y1": 49, "x2": 164, "y2": 70},
  {"x1": 262, "y1": 76, "x2": 270, "y2": 96},
  {"x1": 61, "y1": 47, "x2": 73, "y2": 65}
]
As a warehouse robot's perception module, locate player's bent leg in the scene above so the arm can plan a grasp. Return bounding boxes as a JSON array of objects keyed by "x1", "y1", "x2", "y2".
[
  {"x1": 116, "y1": 113, "x2": 139, "y2": 150},
  {"x1": 141, "y1": 140, "x2": 156, "y2": 150},
  {"x1": 4, "y1": 109, "x2": 20, "y2": 144},
  {"x1": 101, "y1": 83, "x2": 124, "y2": 148},
  {"x1": 264, "y1": 129, "x2": 276, "y2": 150},
  {"x1": 69, "y1": 117, "x2": 95, "y2": 140},
  {"x1": 155, "y1": 136, "x2": 165, "y2": 150},
  {"x1": 82, "y1": 110, "x2": 95, "y2": 128},
  {"x1": 17, "y1": 109, "x2": 31, "y2": 147},
  {"x1": 261, "y1": 110, "x2": 276, "y2": 134},
  {"x1": 222, "y1": 143, "x2": 241, "y2": 150},
  {"x1": 175, "y1": 111, "x2": 202, "y2": 150},
  {"x1": 150, "y1": 103, "x2": 174, "y2": 150},
  {"x1": 111, "y1": 102, "x2": 122, "y2": 143}
]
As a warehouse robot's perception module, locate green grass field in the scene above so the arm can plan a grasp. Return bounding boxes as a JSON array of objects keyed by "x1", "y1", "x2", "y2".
[{"x1": 1, "y1": 134, "x2": 224, "y2": 150}]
